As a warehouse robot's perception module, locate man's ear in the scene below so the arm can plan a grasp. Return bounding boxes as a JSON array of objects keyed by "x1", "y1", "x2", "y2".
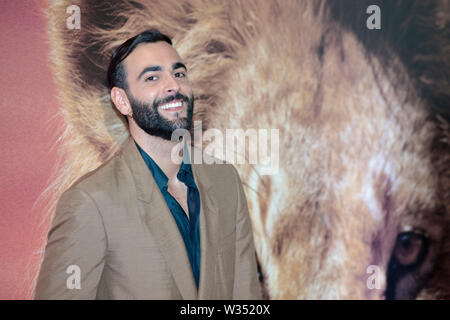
[{"x1": 110, "y1": 87, "x2": 131, "y2": 115}]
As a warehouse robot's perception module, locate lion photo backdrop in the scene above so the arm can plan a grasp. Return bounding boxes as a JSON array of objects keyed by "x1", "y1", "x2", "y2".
[{"x1": 0, "y1": 0, "x2": 449, "y2": 299}]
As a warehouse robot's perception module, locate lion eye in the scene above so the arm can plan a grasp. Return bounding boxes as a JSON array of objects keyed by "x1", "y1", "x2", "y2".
[
  {"x1": 394, "y1": 232, "x2": 426, "y2": 267},
  {"x1": 385, "y1": 229, "x2": 430, "y2": 299}
]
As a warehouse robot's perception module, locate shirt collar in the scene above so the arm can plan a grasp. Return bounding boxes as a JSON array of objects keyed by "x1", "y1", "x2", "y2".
[{"x1": 135, "y1": 141, "x2": 196, "y2": 191}]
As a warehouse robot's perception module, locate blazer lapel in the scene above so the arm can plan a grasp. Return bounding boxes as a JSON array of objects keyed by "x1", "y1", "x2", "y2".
[
  {"x1": 121, "y1": 137, "x2": 197, "y2": 299},
  {"x1": 189, "y1": 149, "x2": 220, "y2": 299}
]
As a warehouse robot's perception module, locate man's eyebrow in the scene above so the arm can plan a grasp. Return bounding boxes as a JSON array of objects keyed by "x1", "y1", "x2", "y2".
[
  {"x1": 137, "y1": 65, "x2": 162, "y2": 80},
  {"x1": 173, "y1": 62, "x2": 187, "y2": 71}
]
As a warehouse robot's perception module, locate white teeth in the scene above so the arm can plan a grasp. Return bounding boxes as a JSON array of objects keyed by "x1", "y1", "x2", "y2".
[{"x1": 160, "y1": 101, "x2": 182, "y2": 110}]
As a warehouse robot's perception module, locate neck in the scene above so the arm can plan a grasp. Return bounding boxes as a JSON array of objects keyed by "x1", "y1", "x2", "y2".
[{"x1": 129, "y1": 120, "x2": 184, "y2": 180}]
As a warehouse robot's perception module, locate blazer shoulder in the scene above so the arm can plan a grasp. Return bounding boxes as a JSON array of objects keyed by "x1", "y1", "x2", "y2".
[
  {"x1": 197, "y1": 158, "x2": 241, "y2": 188},
  {"x1": 195, "y1": 149, "x2": 240, "y2": 180},
  {"x1": 194, "y1": 154, "x2": 244, "y2": 209},
  {"x1": 63, "y1": 149, "x2": 129, "y2": 201}
]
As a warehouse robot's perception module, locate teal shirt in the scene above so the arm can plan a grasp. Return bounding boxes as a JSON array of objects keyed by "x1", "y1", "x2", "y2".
[{"x1": 135, "y1": 142, "x2": 201, "y2": 288}]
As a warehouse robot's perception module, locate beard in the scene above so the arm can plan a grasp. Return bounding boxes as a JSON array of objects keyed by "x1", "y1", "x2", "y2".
[{"x1": 127, "y1": 91, "x2": 194, "y2": 141}]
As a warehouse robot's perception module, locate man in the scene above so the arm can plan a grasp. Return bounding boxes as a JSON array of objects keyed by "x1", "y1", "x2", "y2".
[{"x1": 35, "y1": 29, "x2": 261, "y2": 299}]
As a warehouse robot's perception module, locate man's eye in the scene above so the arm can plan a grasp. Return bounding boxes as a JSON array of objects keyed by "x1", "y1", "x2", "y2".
[
  {"x1": 145, "y1": 75, "x2": 158, "y2": 81},
  {"x1": 175, "y1": 72, "x2": 186, "y2": 78}
]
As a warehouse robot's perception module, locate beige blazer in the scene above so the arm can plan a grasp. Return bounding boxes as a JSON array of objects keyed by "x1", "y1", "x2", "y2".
[{"x1": 34, "y1": 137, "x2": 261, "y2": 299}]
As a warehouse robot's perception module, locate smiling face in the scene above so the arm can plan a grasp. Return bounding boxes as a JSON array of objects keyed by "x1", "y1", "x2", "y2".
[{"x1": 118, "y1": 41, "x2": 194, "y2": 140}]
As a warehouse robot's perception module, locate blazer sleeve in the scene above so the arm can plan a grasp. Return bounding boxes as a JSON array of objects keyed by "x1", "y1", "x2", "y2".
[
  {"x1": 231, "y1": 166, "x2": 263, "y2": 300},
  {"x1": 34, "y1": 187, "x2": 107, "y2": 300}
]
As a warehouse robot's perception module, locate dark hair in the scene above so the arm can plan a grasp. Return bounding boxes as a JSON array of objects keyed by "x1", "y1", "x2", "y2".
[{"x1": 107, "y1": 29, "x2": 172, "y2": 90}]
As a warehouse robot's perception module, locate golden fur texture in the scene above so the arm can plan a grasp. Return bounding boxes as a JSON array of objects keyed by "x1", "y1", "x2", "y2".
[{"x1": 39, "y1": 0, "x2": 450, "y2": 299}]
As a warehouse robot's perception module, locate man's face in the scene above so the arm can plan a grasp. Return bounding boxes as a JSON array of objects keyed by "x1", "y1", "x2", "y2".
[{"x1": 123, "y1": 41, "x2": 194, "y2": 140}]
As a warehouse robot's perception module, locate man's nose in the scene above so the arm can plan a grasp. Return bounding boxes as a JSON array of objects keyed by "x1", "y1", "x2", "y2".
[{"x1": 163, "y1": 74, "x2": 180, "y2": 93}]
